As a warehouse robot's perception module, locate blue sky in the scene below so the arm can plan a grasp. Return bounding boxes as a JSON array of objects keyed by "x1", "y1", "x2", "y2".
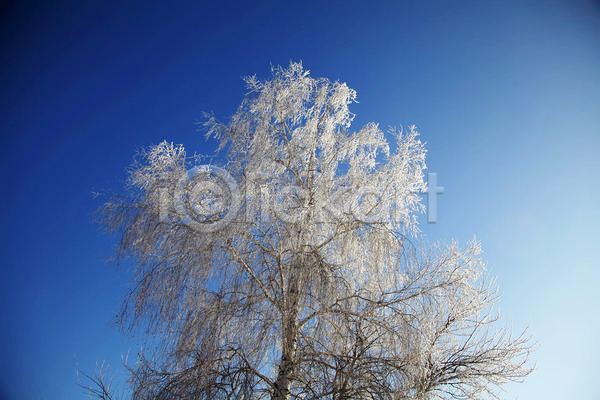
[{"x1": 2, "y1": 1, "x2": 599, "y2": 399}]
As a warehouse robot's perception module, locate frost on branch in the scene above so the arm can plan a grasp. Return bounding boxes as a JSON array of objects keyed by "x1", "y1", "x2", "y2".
[{"x1": 93, "y1": 62, "x2": 534, "y2": 400}]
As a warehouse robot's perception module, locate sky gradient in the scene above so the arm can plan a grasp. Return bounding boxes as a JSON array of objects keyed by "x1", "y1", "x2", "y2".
[{"x1": 2, "y1": 1, "x2": 599, "y2": 399}]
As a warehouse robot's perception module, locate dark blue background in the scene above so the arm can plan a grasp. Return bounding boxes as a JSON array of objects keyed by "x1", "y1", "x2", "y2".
[{"x1": 2, "y1": 1, "x2": 599, "y2": 398}]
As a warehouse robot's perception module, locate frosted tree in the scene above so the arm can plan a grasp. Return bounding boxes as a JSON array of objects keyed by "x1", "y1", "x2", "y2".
[{"x1": 93, "y1": 62, "x2": 534, "y2": 399}]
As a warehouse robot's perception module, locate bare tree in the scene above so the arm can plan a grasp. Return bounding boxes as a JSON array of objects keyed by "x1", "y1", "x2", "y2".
[
  {"x1": 77, "y1": 360, "x2": 125, "y2": 400},
  {"x1": 92, "y1": 62, "x2": 534, "y2": 399}
]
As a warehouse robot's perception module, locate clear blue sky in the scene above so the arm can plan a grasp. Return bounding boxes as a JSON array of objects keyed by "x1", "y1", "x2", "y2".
[{"x1": 2, "y1": 1, "x2": 599, "y2": 399}]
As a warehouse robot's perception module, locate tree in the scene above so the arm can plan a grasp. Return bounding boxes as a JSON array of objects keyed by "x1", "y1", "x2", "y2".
[{"x1": 93, "y1": 62, "x2": 534, "y2": 399}]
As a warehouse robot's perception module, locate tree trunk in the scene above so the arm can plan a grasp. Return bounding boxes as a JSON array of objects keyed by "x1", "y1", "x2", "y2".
[{"x1": 272, "y1": 274, "x2": 300, "y2": 400}]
